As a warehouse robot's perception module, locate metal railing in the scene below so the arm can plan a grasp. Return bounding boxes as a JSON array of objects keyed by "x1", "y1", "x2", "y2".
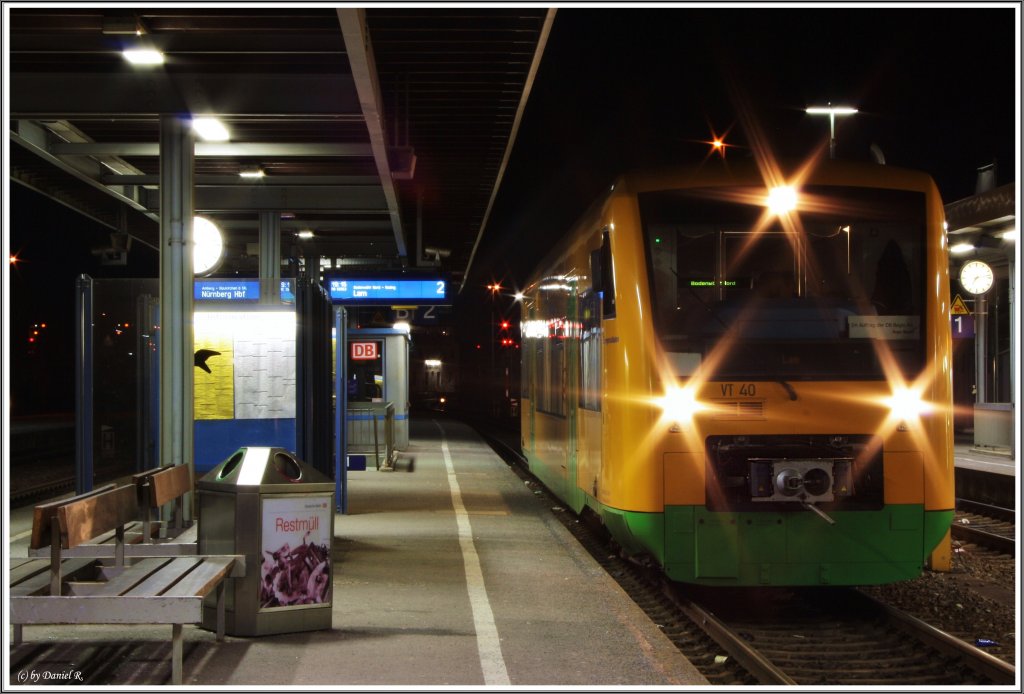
[{"x1": 346, "y1": 402, "x2": 396, "y2": 470}]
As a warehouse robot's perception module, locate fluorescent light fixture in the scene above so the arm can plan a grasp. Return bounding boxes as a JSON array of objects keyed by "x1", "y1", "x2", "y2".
[
  {"x1": 192, "y1": 117, "x2": 229, "y2": 142},
  {"x1": 806, "y1": 105, "x2": 858, "y2": 115},
  {"x1": 949, "y1": 242, "x2": 975, "y2": 255},
  {"x1": 297, "y1": 230, "x2": 314, "y2": 239},
  {"x1": 193, "y1": 216, "x2": 223, "y2": 275},
  {"x1": 424, "y1": 359, "x2": 442, "y2": 367},
  {"x1": 122, "y1": 48, "x2": 164, "y2": 65},
  {"x1": 239, "y1": 168, "x2": 265, "y2": 178},
  {"x1": 999, "y1": 229, "x2": 1017, "y2": 242}
]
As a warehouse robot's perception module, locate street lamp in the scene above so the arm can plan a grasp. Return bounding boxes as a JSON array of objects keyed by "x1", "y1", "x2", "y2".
[
  {"x1": 487, "y1": 283, "x2": 502, "y2": 417},
  {"x1": 806, "y1": 103, "x2": 858, "y2": 159}
]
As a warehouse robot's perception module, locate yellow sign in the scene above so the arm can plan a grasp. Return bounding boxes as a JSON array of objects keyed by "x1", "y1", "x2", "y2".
[
  {"x1": 950, "y1": 294, "x2": 971, "y2": 315},
  {"x1": 194, "y1": 316, "x2": 236, "y2": 420}
]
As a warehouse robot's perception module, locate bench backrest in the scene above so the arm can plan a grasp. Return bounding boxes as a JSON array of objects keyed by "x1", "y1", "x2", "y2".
[
  {"x1": 57, "y1": 486, "x2": 139, "y2": 550},
  {"x1": 30, "y1": 484, "x2": 117, "y2": 550},
  {"x1": 143, "y1": 464, "x2": 192, "y2": 508}
]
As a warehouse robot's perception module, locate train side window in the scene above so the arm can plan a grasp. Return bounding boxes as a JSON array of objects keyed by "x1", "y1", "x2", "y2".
[
  {"x1": 591, "y1": 228, "x2": 615, "y2": 318},
  {"x1": 579, "y1": 292, "x2": 601, "y2": 412},
  {"x1": 537, "y1": 329, "x2": 567, "y2": 417}
]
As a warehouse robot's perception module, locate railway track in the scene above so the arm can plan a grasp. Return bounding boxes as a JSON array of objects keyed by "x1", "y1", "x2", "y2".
[
  {"x1": 476, "y1": 424, "x2": 1017, "y2": 686},
  {"x1": 953, "y1": 499, "x2": 1016, "y2": 556}
]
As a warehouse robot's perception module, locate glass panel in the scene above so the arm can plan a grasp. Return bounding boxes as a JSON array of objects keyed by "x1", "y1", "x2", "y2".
[
  {"x1": 642, "y1": 186, "x2": 926, "y2": 380},
  {"x1": 91, "y1": 278, "x2": 160, "y2": 477},
  {"x1": 579, "y1": 292, "x2": 601, "y2": 412}
]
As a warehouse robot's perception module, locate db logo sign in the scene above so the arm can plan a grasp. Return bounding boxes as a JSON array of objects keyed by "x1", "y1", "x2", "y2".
[{"x1": 351, "y1": 342, "x2": 379, "y2": 360}]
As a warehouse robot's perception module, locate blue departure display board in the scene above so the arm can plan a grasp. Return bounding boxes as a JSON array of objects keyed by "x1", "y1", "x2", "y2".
[
  {"x1": 280, "y1": 280, "x2": 295, "y2": 303},
  {"x1": 195, "y1": 280, "x2": 260, "y2": 301},
  {"x1": 327, "y1": 278, "x2": 447, "y2": 303}
]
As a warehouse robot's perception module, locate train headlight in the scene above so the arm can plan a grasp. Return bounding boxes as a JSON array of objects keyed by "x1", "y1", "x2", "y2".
[
  {"x1": 884, "y1": 386, "x2": 932, "y2": 421},
  {"x1": 657, "y1": 386, "x2": 703, "y2": 425},
  {"x1": 767, "y1": 186, "x2": 798, "y2": 215},
  {"x1": 802, "y1": 468, "x2": 832, "y2": 496}
]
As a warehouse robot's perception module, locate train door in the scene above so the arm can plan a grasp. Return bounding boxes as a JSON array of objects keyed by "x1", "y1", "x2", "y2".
[{"x1": 565, "y1": 283, "x2": 582, "y2": 512}]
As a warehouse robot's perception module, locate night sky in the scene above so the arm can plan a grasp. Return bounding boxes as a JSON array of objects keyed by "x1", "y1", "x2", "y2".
[{"x1": 476, "y1": 6, "x2": 1018, "y2": 289}]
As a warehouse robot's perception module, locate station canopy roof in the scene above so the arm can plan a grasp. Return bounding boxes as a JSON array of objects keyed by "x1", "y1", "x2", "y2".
[{"x1": 8, "y1": 7, "x2": 555, "y2": 289}]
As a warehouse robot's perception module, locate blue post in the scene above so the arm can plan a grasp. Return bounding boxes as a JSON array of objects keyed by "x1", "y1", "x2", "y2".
[{"x1": 334, "y1": 306, "x2": 348, "y2": 513}]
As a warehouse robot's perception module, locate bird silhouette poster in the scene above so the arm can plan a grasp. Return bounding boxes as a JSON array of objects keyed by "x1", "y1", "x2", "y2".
[{"x1": 193, "y1": 311, "x2": 296, "y2": 420}]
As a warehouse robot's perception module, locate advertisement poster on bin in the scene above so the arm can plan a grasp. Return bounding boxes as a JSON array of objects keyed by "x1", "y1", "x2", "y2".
[{"x1": 260, "y1": 497, "x2": 333, "y2": 609}]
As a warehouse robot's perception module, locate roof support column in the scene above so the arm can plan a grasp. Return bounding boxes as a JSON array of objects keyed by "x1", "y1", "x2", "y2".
[
  {"x1": 260, "y1": 211, "x2": 282, "y2": 301},
  {"x1": 159, "y1": 115, "x2": 195, "y2": 502},
  {"x1": 259, "y1": 211, "x2": 282, "y2": 280}
]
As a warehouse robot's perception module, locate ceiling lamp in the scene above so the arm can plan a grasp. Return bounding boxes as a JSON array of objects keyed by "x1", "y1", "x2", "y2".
[
  {"x1": 122, "y1": 48, "x2": 164, "y2": 65},
  {"x1": 192, "y1": 117, "x2": 229, "y2": 142}
]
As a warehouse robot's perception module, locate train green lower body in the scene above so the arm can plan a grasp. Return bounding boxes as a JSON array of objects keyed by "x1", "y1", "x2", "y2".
[{"x1": 601, "y1": 504, "x2": 954, "y2": 586}]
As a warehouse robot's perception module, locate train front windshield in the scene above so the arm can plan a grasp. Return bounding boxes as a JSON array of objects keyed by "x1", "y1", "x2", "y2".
[{"x1": 640, "y1": 185, "x2": 926, "y2": 381}]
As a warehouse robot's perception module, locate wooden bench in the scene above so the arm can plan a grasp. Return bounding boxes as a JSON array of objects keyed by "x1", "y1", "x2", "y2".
[{"x1": 10, "y1": 484, "x2": 243, "y2": 684}]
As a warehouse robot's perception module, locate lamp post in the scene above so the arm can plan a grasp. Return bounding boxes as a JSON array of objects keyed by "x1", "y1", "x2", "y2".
[
  {"x1": 806, "y1": 103, "x2": 858, "y2": 159},
  {"x1": 488, "y1": 283, "x2": 501, "y2": 417}
]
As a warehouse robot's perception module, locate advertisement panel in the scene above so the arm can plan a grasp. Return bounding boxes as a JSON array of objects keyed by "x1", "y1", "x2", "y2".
[{"x1": 260, "y1": 496, "x2": 333, "y2": 610}]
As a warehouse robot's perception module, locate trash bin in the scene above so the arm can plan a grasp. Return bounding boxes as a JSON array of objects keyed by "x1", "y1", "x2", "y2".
[{"x1": 198, "y1": 446, "x2": 334, "y2": 636}]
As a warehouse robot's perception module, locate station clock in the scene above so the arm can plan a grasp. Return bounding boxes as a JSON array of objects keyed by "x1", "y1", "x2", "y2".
[{"x1": 959, "y1": 260, "x2": 994, "y2": 295}]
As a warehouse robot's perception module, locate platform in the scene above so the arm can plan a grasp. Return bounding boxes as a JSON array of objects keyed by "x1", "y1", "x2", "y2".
[
  {"x1": 7, "y1": 418, "x2": 708, "y2": 687},
  {"x1": 953, "y1": 442, "x2": 1017, "y2": 508},
  {"x1": 954, "y1": 442, "x2": 1016, "y2": 476}
]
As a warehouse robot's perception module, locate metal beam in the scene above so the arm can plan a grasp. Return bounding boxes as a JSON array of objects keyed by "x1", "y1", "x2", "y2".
[
  {"x1": 10, "y1": 129, "x2": 161, "y2": 247},
  {"x1": 216, "y1": 219, "x2": 394, "y2": 232},
  {"x1": 101, "y1": 174, "x2": 382, "y2": 186},
  {"x1": 461, "y1": 8, "x2": 557, "y2": 291},
  {"x1": 139, "y1": 185, "x2": 389, "y2": 213},
  {"x1": 10, "y1": 72, "x2": 361, "y2": 117},
  {"x1": 338, "y1": 8, "x2": 407, "y2": 258},
  {"x1": 52, "y1": 142, "x2": 373, "y2": 157}
]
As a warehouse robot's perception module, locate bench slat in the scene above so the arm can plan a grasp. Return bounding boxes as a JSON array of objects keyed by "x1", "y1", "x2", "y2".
[
  {"x1": 147, "y1": 464, "x2": 192, "y2": 508},
  {"x1": 30, "y1": 484, "x2": 117, "y2": 550},
  {"x1": 163, "y1": 557, "x2": 235, "y2": 598},
  {"x1": 58, "y1": 486, "x2": 139, "y2": 549},
  {"x1": 10, "y1": 558, "x2": 97, "y2": 596},
  {"x1": 10, "y1": 595, "x2": 203, "y2": 624},
  {"x1": 123, "y1": 557, "x2": 201, "y2": 597},
  {"x1": 10, "y1": 559, "x2": 50, "y2": 585},
  {"x1": 86, "y1": 557, "x2": 176, "y2": 597}
]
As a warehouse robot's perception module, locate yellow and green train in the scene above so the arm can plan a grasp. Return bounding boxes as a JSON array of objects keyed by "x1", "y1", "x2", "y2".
[{"x1": 520, "y1": 158, "x2": 954, "y2": 586}]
